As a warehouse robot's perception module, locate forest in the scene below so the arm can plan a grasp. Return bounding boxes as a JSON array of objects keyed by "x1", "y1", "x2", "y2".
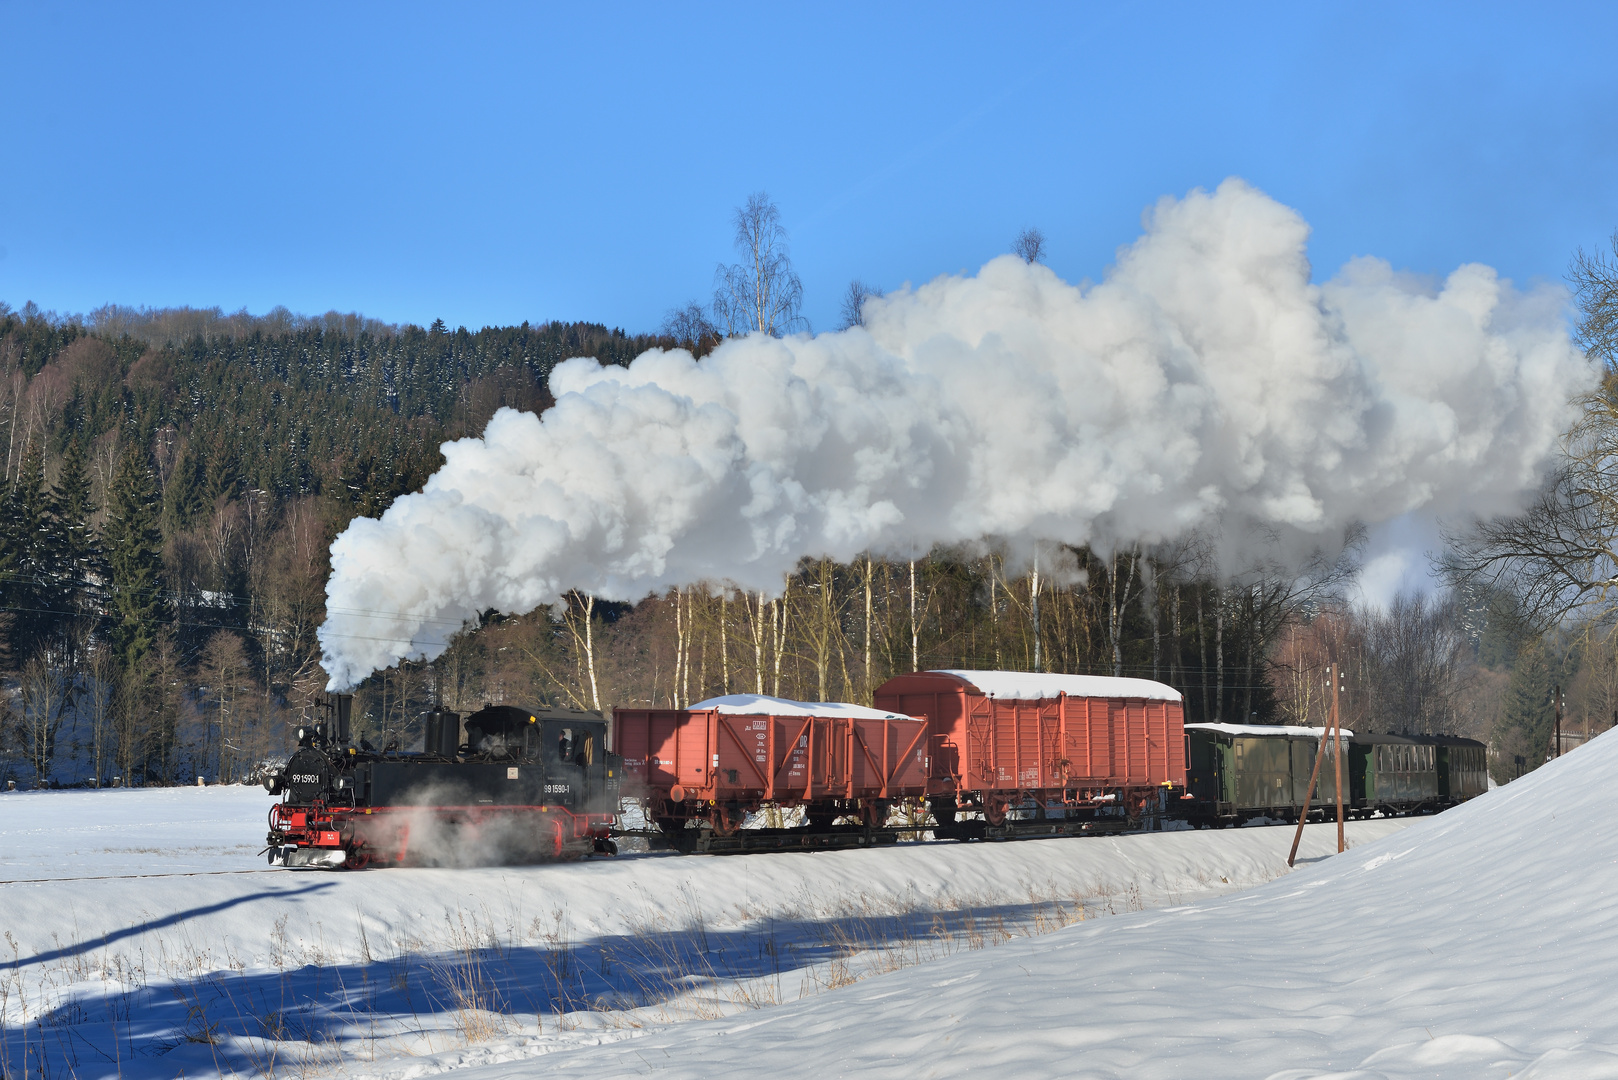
[{"x1": 1, "y1": 210, "x2": 1616, "y2": 790}]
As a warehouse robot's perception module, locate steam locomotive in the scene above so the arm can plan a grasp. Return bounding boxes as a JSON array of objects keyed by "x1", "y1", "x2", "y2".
[{"x1": 263, "y1": 695, "x2": 621, "y2": 868}]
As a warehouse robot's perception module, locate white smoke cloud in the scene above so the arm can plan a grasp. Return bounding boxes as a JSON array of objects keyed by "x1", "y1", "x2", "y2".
[{"x1": 318, "y1": 179, "x2": 1593, "y2": 690}]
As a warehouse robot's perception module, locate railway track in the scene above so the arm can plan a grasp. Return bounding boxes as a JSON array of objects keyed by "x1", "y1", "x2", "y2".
[{"x1": 629, "y1": 814, "x2": 1144, "y2": 855}]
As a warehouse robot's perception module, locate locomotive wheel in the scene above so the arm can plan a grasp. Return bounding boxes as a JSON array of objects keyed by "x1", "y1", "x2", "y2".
[
  {"x1": 983, "y1": 795, "x2": 1008, "y2": 827},
  {"x1": 342, "y1": 846, "x2": 371, "y2": 871},
  {"x1": 548, "y1": 819, "x2": 567, "y2": 859}
]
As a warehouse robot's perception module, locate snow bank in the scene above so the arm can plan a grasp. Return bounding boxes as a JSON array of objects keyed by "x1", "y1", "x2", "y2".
[
  {"x1": 932, "y1": 669, "x2": 1183, "y2": 702},
  {"x1": 0, "y1": 790, "x2": 1388, "y2": 974},
  {"x1": 0, "y1": 784, "x2": 1408, "y2": 1078},
  {"x1": 689, "y1": 694, "x2": 910, "y2": 720},
  {"x1": 452, "y1": 729, "x2": 1618, "y2": 1080}
]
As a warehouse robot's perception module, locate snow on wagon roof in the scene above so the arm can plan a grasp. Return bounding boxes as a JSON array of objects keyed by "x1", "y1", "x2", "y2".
[
  {"x1": 1185, "y1": 722, "x2": 1357, "y2": 739},
  {"x1": 688, "y1": 694, "x2": 912, "y2": 721},
  {"x1": 928, "y1": 670, "x2": 1183, "y2": 703}
]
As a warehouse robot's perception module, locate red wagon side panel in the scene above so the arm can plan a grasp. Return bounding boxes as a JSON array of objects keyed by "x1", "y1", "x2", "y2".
[
  {"x1": 613, "y1": 702, "x2": 928, "y2": 806},
  {"x1": 615, "y1": 708, "x2": 711, "y2": 795},
  {"x1": 874, "y1": 670, "x2": 1187, "y2": 800},
  {"x1": 849, "y1": 717, "x2": 931, "y2": 796}
]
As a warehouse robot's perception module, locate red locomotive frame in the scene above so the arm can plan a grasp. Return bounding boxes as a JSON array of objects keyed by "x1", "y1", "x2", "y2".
[{"x1": 267, "y1": 800, "x2": 615, "y2": 869}]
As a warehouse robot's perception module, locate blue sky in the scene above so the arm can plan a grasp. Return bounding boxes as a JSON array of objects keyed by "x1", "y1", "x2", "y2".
[{"x1": 2, "y1": 3, "x2": 1616, "y2": 335}]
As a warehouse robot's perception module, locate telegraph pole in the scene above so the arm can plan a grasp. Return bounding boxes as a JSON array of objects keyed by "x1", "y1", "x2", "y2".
[{"x1": 1333, "y1": 662, "x2": 1345, "y2": 853}]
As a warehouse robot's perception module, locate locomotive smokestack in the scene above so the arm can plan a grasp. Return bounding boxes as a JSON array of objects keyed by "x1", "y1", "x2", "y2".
[{"x1": 333, "y1": 694, "x2": 353, "y2": 744}]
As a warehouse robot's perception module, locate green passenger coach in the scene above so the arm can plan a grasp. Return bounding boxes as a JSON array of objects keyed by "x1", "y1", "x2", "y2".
[{"x1": 1183, "y1": 723, "x2": 1485, "y2": 827}]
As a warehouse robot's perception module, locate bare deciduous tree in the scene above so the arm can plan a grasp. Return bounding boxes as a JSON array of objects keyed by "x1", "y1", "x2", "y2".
[
  {"x1": 1012, "y1": 227, "x2": 1046, "y2": 265},
  {"x1": 1571, "y1": 232, "x2": 1618, "y2": 367},
  {"x1": 83, "y1": 637, "x2": 117, "y2": 785},
  {"x1": 713, "y1": 192, "x2": 806, "y2": 338},
  {"x1": 660, "y1": 301, "x2": 720, "y2": 356},
  {"x1": 17, "y1": 654, "x2": 71, "y2": 785},
  {"x1": 1362, "y1": 593, "x2": 1469, "y2": 734},
  {"x1": 838, "y1": 280, "x2": 883, "y2": 330},
  {"x1": 1443, "y1": 238, "x2": 1616, "y2": 627},
  {"x1": 199, "y1": 630, "x2": 252, "y2": 781}
]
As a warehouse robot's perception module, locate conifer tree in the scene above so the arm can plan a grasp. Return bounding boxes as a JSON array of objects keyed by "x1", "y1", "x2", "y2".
[
  {"x1": 8, "y1": 448, "x2": 58, "y2": 658},
  {"x1": 52, "y1": 439, "x2": 102, "y2": 634},
  {"x1": 1495, "y1": 641, "x2": 1555, "y2": 776},
  {"x1": 0, "y1": 469, "x2": 23, "y2": 647},
  {"x1": 162, "y1": 438, "x2": 204, "y2": 532},
  {"x1": 104, "y1": 447, "x2": 166, "y2": 675},
  {"x1": 203, "y1": 433, "x2": 238, "y2": 507}
]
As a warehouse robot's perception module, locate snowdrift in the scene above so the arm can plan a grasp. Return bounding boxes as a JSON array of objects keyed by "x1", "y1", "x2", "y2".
[{"x1": 455, "y1": 730, "x2": 1618, "y2": 1080}]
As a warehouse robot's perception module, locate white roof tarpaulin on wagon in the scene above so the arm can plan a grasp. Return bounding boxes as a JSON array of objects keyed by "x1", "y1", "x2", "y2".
[
  {"x1": 688, "y1": 694, "x2": 912, "y2": 721},
  {"x1": 928, "y1": 670, "x2": 1183, "y2": 703}
]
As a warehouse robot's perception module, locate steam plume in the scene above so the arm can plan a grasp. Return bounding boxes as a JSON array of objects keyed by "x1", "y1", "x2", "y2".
[{"x1": 319, "y1": 179, "x2": 1592, "y2": 690}]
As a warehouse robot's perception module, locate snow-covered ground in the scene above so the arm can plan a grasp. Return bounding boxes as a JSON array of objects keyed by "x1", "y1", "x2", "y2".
[
  {"x1": 0, "y1": 783, "x2": 1415, "y2": 1078},
  {"x1": 448, "y1": 732, "x2": 1617, "y2": 1080}
]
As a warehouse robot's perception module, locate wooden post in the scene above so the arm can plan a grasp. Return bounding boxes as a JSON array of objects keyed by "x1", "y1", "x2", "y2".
[
  {"x1": 1546, "y1": 683, "x2": 1559, "y2": 761},
  {"x1": 1333, "y1": 663, "x2": 1345, "y2": 854},
  {"x1": 1286, "y1": 671, "x2": 1330, "y2": 868}
]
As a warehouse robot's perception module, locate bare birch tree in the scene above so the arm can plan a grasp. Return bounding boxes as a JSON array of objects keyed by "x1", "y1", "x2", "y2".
[{"x1": 713, "y1": 192, "x2": 806, "y2": 338}]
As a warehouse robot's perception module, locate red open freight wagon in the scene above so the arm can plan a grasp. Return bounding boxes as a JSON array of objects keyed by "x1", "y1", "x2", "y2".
[
  {"x1": 872, "y1": 670, "x2": 1186, "y2": 825},
  {"x1": 614, "y1": 694, "x2": 930, "y2": 834}
]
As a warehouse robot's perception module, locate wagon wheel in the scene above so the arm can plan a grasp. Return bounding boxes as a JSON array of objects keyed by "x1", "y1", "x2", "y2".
[
  {"x1": 982, "y1": 794, "x2": 1009, "y2": 827},
  {"x1": 859, "y1": 800, "x2": 891, "y2": 828},
  {"x1": 804, "y1": 801, "x2": 838, "y2": 832},
  {"x1": 708, "y1": 804, "x2": 743, "y2": 836}
]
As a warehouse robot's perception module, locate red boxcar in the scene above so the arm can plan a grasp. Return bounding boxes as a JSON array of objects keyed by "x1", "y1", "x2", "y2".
[
  {"x1": 615, "y1": 694, "x2": 929, "y2": 834},
  {"x1": 872, "y1": 670, "x2": 1186, "y2": 825}
]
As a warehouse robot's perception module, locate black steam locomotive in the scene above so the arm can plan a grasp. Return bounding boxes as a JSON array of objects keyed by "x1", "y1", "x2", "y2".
[{"x1": 263, "y1": 696, "x2": 622, "y2": 868}]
